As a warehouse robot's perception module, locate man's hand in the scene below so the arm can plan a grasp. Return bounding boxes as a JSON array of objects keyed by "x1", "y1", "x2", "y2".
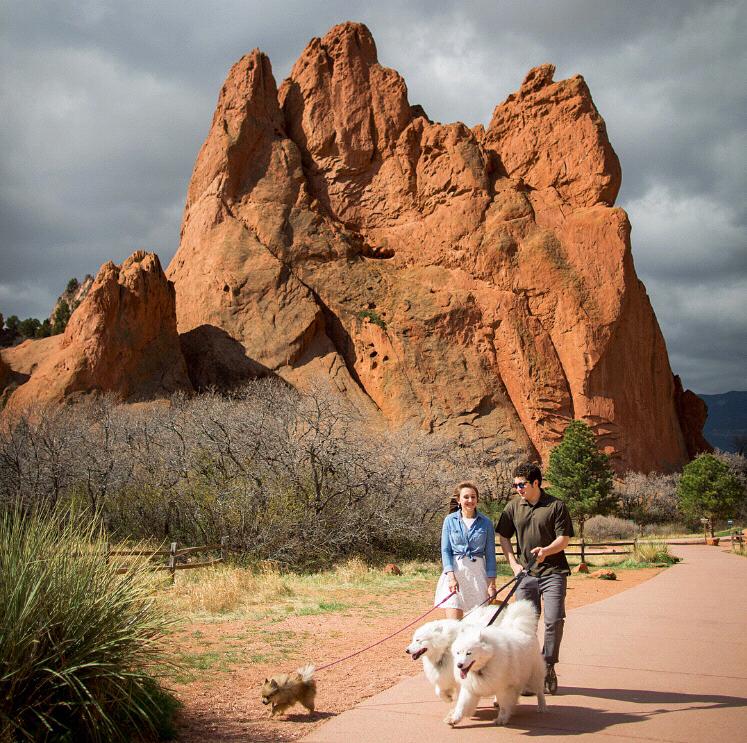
[{"x1": 530, "y1": 546, "x2": 547, "y2": 564}]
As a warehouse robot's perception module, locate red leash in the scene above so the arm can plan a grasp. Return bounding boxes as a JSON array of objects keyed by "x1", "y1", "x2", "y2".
[{"x1": 315, "y1": 590, "x2": 457, "y2": 672}]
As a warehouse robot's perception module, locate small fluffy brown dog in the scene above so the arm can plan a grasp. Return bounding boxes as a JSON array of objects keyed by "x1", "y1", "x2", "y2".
[{"x1": 261, "y1": 664, "x2": 316, "y2": 716}]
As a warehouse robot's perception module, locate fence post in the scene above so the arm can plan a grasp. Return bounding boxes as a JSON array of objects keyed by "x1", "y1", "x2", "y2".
[
  {"x1": 633, "y1": 536, "x2": 638, "y2": 558},
  {"x1": 168, "y1": 541, "x2": 177, "y2": 585},
  {"x1": 580, "y1": 538, "x2": 586, "y2": 564},
  {"x1": 220, "y1": 535, "x2": 228, "y2": 563}
]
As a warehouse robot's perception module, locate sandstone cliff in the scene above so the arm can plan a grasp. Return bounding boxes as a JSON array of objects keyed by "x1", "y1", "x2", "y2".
[
  {"x1": 1, "y1": 251, "x2": 193, "y2": 413},
  {"x1": 163, "y1": 21, "x2": 707, "y2": 472}
]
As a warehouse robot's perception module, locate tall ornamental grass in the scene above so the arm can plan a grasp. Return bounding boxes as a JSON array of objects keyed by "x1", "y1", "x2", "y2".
[{"x1": 0, "y1": 507, "x2": 177, "y2": 742}]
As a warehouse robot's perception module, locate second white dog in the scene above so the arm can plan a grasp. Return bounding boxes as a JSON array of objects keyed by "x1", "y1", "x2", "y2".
[{"x1": 446, "y1": 600, "x2": 547, "y2": 726}]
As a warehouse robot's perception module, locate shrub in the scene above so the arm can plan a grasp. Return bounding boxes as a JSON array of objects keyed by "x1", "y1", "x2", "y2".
[
  {"x1": 357, "y1": 309, "x2": 386, "y2": 329},
  {"x1": 0, "y1": 506, "x2": 176, "y2": 742},
  {"x1": 614, "y1": 471, "x2": 680, "y2": 525},
  {"x1": 633, "y1": 540, "x2": 677, "y2": 564},
  {"x1": 584, "y1": 515, "x2": 638, "y2": 541}
]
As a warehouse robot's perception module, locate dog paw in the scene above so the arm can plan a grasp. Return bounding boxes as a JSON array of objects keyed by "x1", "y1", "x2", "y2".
[
  {"x1": 537, "y1": 702, "x2": 548, "y2": 713},
  {"x1": 443, "y1": 713, "x2": 458, "y2": 727},
  {"x1": 495, "y1": 713, "x2": 510, "y2": 726}
]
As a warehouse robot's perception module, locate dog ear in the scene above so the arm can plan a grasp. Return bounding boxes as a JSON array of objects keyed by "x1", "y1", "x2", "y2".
[{"x1": 269, "y1": 679, "x2": 278, "y2": 689}]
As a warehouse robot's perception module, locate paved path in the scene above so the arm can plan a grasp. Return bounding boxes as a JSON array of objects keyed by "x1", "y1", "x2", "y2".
[{"x1": 303, "y1": 545, "x2": 747, "y2": 742}]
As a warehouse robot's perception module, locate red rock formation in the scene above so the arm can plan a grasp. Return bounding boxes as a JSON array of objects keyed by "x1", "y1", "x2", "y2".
[
  {"x1": 2, "y1": 251, "x2": 192, "y2": 414},
  {"x1": 673, "y1": 375, "x2": 712, "y2": 459},
  {"x1": 166, "y1": 21, "x2": 707, "y2": 472}
]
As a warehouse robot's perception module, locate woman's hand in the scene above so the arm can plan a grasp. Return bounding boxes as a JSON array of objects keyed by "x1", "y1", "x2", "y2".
[
  {"x1": 487, "y1": 579, "x2": 497, "y2": 598},
  {"x1": 447, "y1": 572, "x2": 459, "y2": 593}
]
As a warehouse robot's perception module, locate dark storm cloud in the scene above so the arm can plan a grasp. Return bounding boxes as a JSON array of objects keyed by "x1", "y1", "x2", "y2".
[{"x1": 1, "y1": 0, "x2": 745, "y2": 392}]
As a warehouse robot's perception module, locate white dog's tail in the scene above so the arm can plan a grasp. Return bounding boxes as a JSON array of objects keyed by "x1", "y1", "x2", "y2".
[
  {"x1": 297, "y1": 664, "x2": 315, "y2": 682},
  {"x1": 500, "y1": 599, "x2": 539, "y2": 635}
]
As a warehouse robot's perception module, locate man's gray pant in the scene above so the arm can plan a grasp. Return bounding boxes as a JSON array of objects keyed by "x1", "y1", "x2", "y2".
[{"x1": 515, "y1": 573, "x2": 567, "y2": 665}]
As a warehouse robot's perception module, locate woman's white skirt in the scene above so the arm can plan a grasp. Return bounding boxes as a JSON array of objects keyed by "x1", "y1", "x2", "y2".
[{"x1": 434, "y1": 555, "x2": 489, "y2": 611}]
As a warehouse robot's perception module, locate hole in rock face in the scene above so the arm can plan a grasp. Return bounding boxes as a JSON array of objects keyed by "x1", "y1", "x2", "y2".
[
  {"x1": 382, "y1": 355, "x2": 389, "y2": 362},
  {"x1": 223, "y1": 284, "x2": 230, "y2": 292},
  {"x1": 367, "y1": 302, "x2": 376, "y2": 309},
  {"x1": 369, "y1": 350, "x2": 378, "y2": 358}
]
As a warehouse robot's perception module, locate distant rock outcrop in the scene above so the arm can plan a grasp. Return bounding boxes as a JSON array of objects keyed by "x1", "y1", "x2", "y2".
[
  {"x1": 48, "y1": 274, "x2": 94, "y2": 331},
  {"x1": 1, "y1": 251, "x2": 192, "y2": 414},
  {"x1": 165, "y1": 21, "x2": 707, "y2": 472}
]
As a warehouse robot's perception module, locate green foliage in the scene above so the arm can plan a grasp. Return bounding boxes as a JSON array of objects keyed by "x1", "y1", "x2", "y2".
[
  {"x1": 0, "y1": 506, "x2": 176, "y2": 742},
  {"x1": 66, "y1": 277, "x2": 80, "y2": 294},
  {"x1": 677, "y1": 453, "x2": 746, "y2": 535},
  {"x1": 17, "y1": 317, "x2": 41, "y2": 339},
  {"x1": 5, "y1": 314, "x2": 19, "y2": 334},
  {"x1": 52, "y1": 299, "x2": 72, "y2": 335},
  {"x1": 357, "y1": 309, "x2": 387, "y2": 329},
  {"x1": 545, "y1": 420, "x2": 615, "y2": 538},
  {"x1": 0, "y1": 312, "x2": 3, "y2": 331},
  {"x1": 633, "y1": 540, "x2": 678, "y2": 564},
  {"x1": 35, "y1": 319, "x2": 52, "y2": 338}
]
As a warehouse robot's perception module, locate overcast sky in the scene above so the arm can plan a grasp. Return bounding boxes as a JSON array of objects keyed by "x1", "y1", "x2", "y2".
[{"x1": 1, "y1": 0, "x2": 745, "y2": 393}]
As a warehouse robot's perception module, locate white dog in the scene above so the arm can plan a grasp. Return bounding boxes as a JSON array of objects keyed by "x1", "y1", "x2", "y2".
[
  {"x1": 405, "y1": 606, "x2": 504, "y2": 702},
  {"x1": 406, "y1": 619, "x2": 461, "y2": 701},
  {"x1": 446, "y1": 600, "x2": 547, "y2": 727}
]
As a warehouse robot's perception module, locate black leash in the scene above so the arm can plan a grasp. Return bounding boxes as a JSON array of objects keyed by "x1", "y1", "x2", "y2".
[{"x1": 486, "y1": 555, "x2": 537, "y2": 626}]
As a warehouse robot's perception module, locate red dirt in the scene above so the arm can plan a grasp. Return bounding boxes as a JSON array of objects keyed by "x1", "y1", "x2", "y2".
[{"x1": 171, "y1": 568, "x2": 661, "y2": 742}]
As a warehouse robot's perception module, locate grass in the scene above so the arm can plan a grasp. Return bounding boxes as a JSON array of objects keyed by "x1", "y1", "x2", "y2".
[
  {"x1": 0, "y1": 507, "x2": 177, "y2": 742},
  {"x1": 162, "y1": 558, "x2": 442, "y2": 622}
]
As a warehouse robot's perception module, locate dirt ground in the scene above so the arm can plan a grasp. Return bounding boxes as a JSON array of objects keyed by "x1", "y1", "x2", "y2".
[{"x1": 170, "y1": 567, "x2": 661, "y2": 742}]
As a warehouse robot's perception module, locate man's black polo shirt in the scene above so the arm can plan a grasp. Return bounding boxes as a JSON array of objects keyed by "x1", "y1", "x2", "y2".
[{"x1": 496, "y1": 490, "x2": 574, "y2": 577}]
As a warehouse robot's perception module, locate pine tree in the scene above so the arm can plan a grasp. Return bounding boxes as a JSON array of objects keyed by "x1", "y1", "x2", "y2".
[
  {"x1": 52, "y1": 300, "x2": 71, "y2": 335},
  {"x1": 677, "y1": 453, "x2": 745, "y2": 537},
  {"x1": 545, "y1": 420, "x2": 615, "y2": 540}
]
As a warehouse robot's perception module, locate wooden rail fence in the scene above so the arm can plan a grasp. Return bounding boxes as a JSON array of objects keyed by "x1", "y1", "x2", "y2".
[{"x1": 105, "y1": 536, "x2": 228, "y2": 583}]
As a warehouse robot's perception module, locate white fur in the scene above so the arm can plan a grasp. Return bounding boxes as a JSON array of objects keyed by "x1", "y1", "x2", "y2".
[
  {"x1": 445, "y1": 600, "x2": 547, "y2": 727},
  {"x1": 297, "y1": 663, "x2": 315, "y2": 683},
  {"x1": 405, "y1": 619, "x2": 461, "y2": 701}
]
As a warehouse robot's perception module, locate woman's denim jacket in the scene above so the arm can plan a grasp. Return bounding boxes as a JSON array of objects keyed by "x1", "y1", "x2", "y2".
[{"x1": 441, "y1": 510, "x2": 497, "y2": 578}]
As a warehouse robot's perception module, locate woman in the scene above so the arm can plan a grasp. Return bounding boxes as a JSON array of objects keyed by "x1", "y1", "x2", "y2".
[{"x1": 434, "y1": 481, "x2": 497, "y2": 619}]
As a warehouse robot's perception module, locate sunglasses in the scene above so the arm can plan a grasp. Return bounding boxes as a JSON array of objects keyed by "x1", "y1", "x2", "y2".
[{"x1": 513, "y1": 481, "x2": 530, "y2": 490}]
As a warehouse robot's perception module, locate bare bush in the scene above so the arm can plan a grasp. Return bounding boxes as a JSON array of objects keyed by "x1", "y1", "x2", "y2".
[
  {"x1": 584, "y1": 515, "x2": 639, "y2": 541},
  {"x1": 0, "y1": 379, "x2": 525, "y2": 567},
  {"x1": 614, "y1": 471, "x2": 680, "y2": 525}
]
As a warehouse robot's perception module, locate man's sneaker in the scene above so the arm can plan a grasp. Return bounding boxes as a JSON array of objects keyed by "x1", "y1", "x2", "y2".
[{"x1": 544, "y1": 663, "x2": 558, "y2": 695}]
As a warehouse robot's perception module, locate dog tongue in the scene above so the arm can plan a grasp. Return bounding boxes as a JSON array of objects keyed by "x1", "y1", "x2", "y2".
[
  {"x1": 412, "y1": 648, "x2": 426, "y2": 661},
  {"x1": 460, "y1": 662, "x2": 473, "y2": 679}
]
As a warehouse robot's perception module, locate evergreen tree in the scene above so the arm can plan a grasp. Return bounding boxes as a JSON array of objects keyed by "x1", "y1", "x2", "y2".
[
  {"x1": 18, "y1": 318, "x2": 41, "y2": 339},
  {"x1": 677, "y1": 453, "x2": 745, "y2": 536},
  {"x1": 0, "y1": 312, "x2": 4, "y2": 331},
  {"x1": 66, "y1": 277, "x2": 79, "y2": 294},
  {"x1": 52, "y1": 300, "x2": 71, "y2": 335},
  {"x1": 545, "y1": 419, "x2": 615, "y2": 540},
  {"x1": 5, "y1": 315, "x2": 19, "y2": 335},
  {"x1": 35, "y1": 319, "x2": 52, "y2": 338}
]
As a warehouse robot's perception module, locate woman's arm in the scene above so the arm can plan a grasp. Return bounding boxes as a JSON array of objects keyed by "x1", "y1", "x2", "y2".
[{"x1": 441, "y1": 517, "x2": 455, "y2": 574}]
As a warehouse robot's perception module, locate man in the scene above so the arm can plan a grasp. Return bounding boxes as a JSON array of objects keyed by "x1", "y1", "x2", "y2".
[{"x1": 496, "y1": 462, "x2": 574, "y2": 694}]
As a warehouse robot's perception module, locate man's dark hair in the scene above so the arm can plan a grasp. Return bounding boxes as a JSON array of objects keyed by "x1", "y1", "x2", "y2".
[{"x1": 514, "y1": 461, "x2": 542, "y2": 486}]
